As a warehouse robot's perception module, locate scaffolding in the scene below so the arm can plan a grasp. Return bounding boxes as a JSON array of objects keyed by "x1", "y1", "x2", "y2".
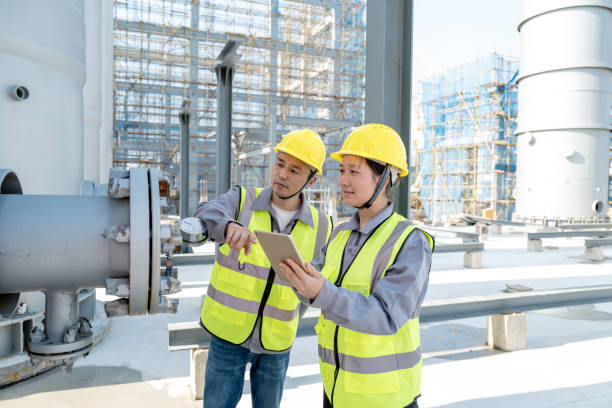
[
  {"x1": 414, "y1": 54, "x2": 519, "y2": 223},
  {"x1": 113, "y1": 0, "x2": 366, "y2": 213}
]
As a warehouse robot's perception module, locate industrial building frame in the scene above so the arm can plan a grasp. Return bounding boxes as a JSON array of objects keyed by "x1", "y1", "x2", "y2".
[{"x1": 112, "y1": 0, "x2": 366, "y2": 215}]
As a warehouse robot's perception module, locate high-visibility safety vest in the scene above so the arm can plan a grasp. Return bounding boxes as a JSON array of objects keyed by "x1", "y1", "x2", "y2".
[
  {"x1": 201, "y1": 186, "x2": 332, "y2": 351},
  {"x1": 315, "y1": 212, "x2": 434, "y2": 407}
]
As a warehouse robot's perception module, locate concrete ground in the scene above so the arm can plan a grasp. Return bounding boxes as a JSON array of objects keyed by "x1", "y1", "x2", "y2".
[{"x1": 1, "y1": 232, "x2": 611, "y2": 407}]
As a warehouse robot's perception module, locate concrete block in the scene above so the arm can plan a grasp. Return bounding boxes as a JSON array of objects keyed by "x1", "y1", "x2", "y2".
[
  {"x1": 463, "y1": 251, "x2": 482, "y2": 269},
  {"x1": 527, "y1": 238, "x2": 542, "y2": 252},
  {"x1": 584, "y1": 246, "x2": 604, "y2": 262},
  {"x1": 486, "y1": 313, "x2": 526, "y2": 351},
  {"x1": 190, "y1": 347, "x2": 209, "y2": 400},
  {"x1": 475, "y1": 224, "x2": 488, "y2": 241},
  {"x1": 489, "y1": 224, "x2": 502, "y2": 235}
]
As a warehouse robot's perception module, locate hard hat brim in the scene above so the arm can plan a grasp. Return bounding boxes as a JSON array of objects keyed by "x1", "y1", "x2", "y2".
[
  {"x1": 273, "y1": 146, "x2": 323, "y2": 174},
  {"x1": 330, "y1": 150, "x2": 408, "y2": 177}
]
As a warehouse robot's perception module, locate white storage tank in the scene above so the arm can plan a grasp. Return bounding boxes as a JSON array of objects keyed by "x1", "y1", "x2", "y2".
[
  {"x1": 0, "y1": 0, "x2": 114, "y2": 384},
  {"x1": 0, "y1": 0, "x2": 86, "y2": 195},
  {"x1": 515, "y1": 0, "x2": 612, "y2": 223}
]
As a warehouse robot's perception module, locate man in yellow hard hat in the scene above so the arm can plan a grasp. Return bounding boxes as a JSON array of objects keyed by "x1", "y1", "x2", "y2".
[{"x1": 193, "y1": 128, "x2": 333, "y2": 408}]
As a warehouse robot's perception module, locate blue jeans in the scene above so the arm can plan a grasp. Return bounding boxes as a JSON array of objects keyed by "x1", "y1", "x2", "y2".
[{"x1": 204, "y1": 334, "x2": 291, "y2": 408}]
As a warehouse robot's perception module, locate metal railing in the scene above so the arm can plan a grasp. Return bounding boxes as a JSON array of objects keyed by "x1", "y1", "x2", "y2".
[{"x1": 168, "y1": 284, "x2": 612, "y2": 351}]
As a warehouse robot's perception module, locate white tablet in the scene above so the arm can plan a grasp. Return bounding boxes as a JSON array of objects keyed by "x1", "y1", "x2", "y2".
[{"x1": 254, "y1": 230, "x2": 305, "y2": 283}]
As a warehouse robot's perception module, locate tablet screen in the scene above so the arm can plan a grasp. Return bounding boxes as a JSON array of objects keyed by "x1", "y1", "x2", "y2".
[{"x1": 254, "y1": 230, "x2": 305, "y2": 283}]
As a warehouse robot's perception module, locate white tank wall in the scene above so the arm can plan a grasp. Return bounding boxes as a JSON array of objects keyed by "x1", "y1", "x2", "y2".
[
  {"x1": 83, "y1": 0, "x2": 114, "y2": 185},
  {"x1": 515, "y1": 0, "x2": 612, "y2": 221},
  {"x1": 0, "y1": 0, "x2": 86, "y2": 195}
]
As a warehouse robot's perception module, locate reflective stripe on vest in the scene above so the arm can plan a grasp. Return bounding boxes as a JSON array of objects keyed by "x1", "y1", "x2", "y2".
[
  {"x1": 317, "y1": 344, "x2": 422, "y2": 374},
  {"x1": 201, "y1": 186, "x2": 332, "y2": 351},
  {"x1": 316, "y1": 213, "x2": 434, "y2": 407}
]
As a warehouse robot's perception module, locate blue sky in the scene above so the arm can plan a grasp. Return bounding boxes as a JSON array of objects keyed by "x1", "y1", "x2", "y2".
[{"x1": 413, "y1": 0, "x2": 522, "y2": 83}]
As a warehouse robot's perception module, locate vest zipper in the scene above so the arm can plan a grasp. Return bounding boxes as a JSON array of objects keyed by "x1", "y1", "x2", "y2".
[
  {"x1": 329, "y1": 325, "x2": 340, "y2": 407},
  {"x1": 255, "y1": 266, "x2": 276, "y2": 328},
  {"x1": 328, "y1": 214, "x2": 393, "y2": 407},
  {"x1": 257, "y1": 216, "x2": 298, "y2": 351}
]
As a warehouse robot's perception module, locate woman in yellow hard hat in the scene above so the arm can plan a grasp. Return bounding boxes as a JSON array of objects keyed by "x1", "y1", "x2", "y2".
[{"x1": 280, "y1": 123, "x2": 434, "y2": 408}]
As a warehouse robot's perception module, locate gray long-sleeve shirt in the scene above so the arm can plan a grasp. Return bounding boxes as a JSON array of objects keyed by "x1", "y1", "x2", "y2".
[
  {"x1": 308, "y1": 204, "x2": 432, "y2": 335},
  {"x1": 193, "y1": 185, "x2": 323, "y2": 353}
]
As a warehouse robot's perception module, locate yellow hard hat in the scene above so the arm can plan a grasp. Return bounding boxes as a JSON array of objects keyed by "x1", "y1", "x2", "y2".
[
  {"x1": 330, "y1": 123, "x2": 408, "y2": 177},
  {"x1": 273, "y1": 129, "x2": 326, "y2": 175}
]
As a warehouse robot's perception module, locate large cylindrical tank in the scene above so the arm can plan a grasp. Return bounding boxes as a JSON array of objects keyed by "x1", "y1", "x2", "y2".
[
  {"x1": 515, "y1": 0, "x2": 612, "y2": 223},
  {"x1": 0, "y1": 0, "x2": 85, "y2": 195}
]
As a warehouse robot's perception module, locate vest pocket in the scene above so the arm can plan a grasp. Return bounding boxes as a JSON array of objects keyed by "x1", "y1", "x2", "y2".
[
  {"x1": 343, "y1": 370, "x2": 400, "y2": 394},
  {"x1": 261, "y1": 316, "x2": 296, "y2": 350},
  {"x1": 218, "y1": 267, "x2": 256, "y2": 296},
  {"x1": 316, "y1": 318, "x2": 339, "y2": 394},
  {"x1": 342, "y1": 331, "x2": 400, "y2": 394},
  {"x1": 209, "y1": 299, "x2": 247, "y2": 326},
  {"x1": 278, "y1": 286, "x2": 299, "y2": 308}
]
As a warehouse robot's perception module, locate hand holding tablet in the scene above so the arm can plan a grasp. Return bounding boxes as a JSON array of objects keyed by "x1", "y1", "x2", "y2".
[{"x1": 253, "y1": 230, "x2": 305, "y2": 283}]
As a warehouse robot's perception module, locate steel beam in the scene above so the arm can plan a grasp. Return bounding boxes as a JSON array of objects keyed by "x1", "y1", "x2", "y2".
[
  {"x1": 115, "y1": 19, "x2": 360, "y2": 61},
  {"x1": 420, "y1": 285, "x2": 612, "y2": 323},
  {"x1": 435, "y1": 243, "x2": 484, "y2": 253},
  {"x1": 214, "y1": 41, "x2": 241, "y2": 198},
  {"x1": 237, "y1": 146, "x2": 272, "y2": 161},
  {"x1": 179, "y1": 105, "x2": 190, "y2": 219},
  {"x1": 584, "y1": 238, "x2": 612, "y2": 247},
  {"x1": 423, "y1": 226, "x2": 480, "y2": 241},
  {"x1": 558, "y1": 223, "x2": 612, "y2": 230},
  {"x1": 528, "y1": 230, "x2": 612, "y2": 239},
  {"x1": 462, "y1": 215, "x2": 526, "y2": 227},
  {"x1": 114, "y1": 81, "x2": 358, "y2": 110},
  {"x1": 280, "y1": 116, "x2": 361, "y2": 129},
  {"x1": 168, "y1": 285, "x2": 612, "y2": 350},
  {"x1": 365, "y1": 0, "x2": 413, "y2": 218}
]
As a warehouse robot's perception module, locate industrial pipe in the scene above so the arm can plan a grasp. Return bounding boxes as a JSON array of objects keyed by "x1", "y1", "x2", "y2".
[
  {"x1": 0, "y1": 194, "x2": 130, "y2": 291},
  {"x1": 0, "y1": 168, "x2": 178, "y2": 364}
]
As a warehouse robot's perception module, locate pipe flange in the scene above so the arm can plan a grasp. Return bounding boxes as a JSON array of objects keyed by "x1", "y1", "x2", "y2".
[
  {"x1": 29, "y1": 344, "x2": 93, "y2": 362},
  {"x1": 128, "y1": 168, "x2": 150, "y2": 315},
  {"x1": 28, "y1": 332, "x2": 93, "y2": 357}
]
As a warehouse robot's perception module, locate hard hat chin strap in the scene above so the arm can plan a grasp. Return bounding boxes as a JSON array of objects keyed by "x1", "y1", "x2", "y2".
[
  {"x1": 277, "y1": 170, "x2": 316, "y2": 200},
  {"x1": 357, "y1": 165, "x2": 391, "y2": 210}
]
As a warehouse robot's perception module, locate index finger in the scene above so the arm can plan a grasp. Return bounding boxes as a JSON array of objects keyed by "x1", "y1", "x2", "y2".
[
  {"x1": 303, "y1": 262, "x2": 320, "y2": 277},
  {"x1": 283, "y1": 258, "x2": 307, "y2": 274}
]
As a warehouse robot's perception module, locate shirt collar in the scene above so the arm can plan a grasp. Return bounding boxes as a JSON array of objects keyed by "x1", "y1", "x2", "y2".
[
  {"x1": 337, "y1": 203, "x2": 395, "y2": 234},
  {"x1": 251, "y1": 186, "x2": 314, "y2": 228}
]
